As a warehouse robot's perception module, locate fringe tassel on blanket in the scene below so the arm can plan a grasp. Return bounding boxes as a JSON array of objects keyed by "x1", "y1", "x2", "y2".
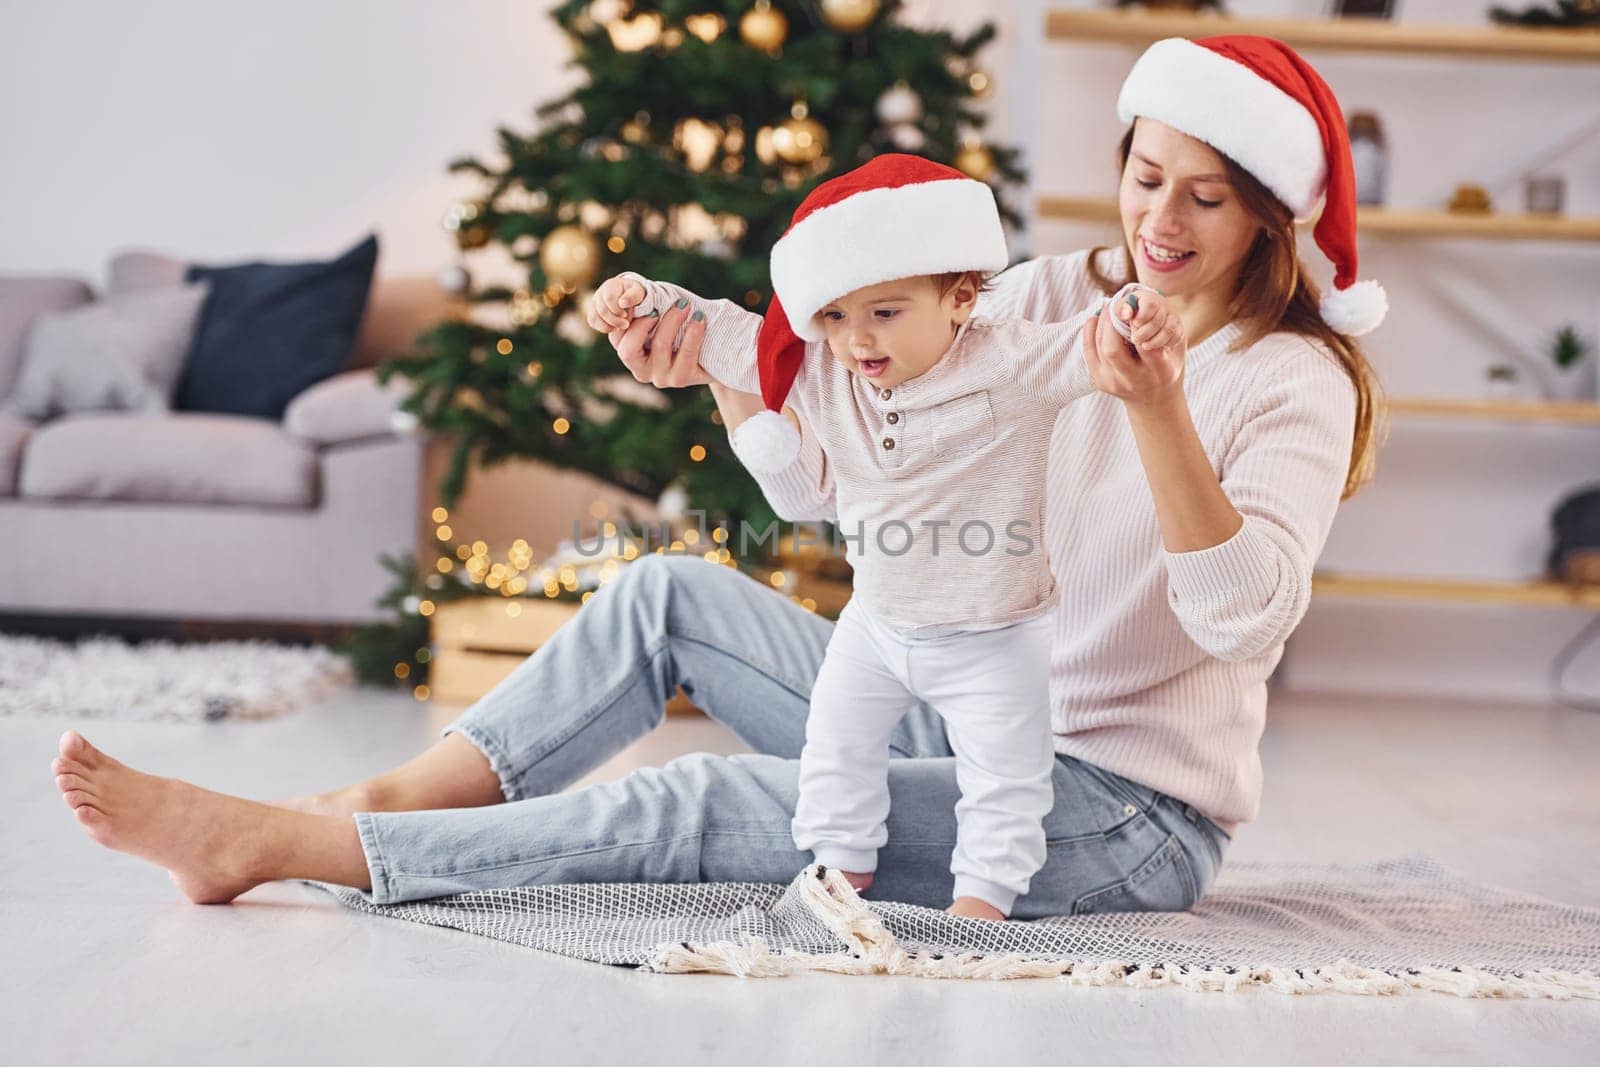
[{"x1": 643, "y1": 864, "x2": 1600, "y2": 1000}]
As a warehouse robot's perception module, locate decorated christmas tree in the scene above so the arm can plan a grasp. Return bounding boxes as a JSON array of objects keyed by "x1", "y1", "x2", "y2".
[{"x1": 349, "y1": 0, "x2": 1023, "y2": 688}]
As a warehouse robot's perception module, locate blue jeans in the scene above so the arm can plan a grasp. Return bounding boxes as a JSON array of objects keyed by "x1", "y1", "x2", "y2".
[{"x1": 352, "y1": 555, "x2": 1231, "y2": 920}]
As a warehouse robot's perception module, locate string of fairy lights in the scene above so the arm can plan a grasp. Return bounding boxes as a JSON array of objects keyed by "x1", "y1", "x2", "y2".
[{"x1": 396, "y1": 500, "x2": 828, "y2": 701}]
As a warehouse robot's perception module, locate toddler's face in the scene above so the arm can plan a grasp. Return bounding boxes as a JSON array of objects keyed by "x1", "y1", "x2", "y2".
[{"x1": 817, "y1": 275, "x2": 978, "y2": 390}]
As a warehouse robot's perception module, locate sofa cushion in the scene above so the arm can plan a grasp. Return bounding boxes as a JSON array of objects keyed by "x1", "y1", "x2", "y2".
[
  {"x1": 175, "y1": 234, "x2": 379, "y2": 421},
  {"x1": 0, "y1": 276, "x2": 96, "y2": 403},
  {"x1": 5, "y1": 283, "x2": 211, "y2": 420},
  {"x1": 282, "y1": 368, "x2": 409, "y2": 446},
  {"x1": 18, "y1": 412, "x2": 317, "y2": 508},
  {"x1": 107, "y1": 250, "x2": 188, "y2": 294},
  {"x1": 0, "y1": 410, "x2": 35, "y2": 496}
]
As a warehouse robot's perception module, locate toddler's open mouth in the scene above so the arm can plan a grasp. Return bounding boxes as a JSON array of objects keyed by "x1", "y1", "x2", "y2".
[{"x1": 857, "y1": 356, "x2": 890, "y2": 378}]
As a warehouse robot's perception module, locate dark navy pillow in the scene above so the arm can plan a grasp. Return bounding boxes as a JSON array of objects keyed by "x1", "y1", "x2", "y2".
[{"x1": 176, "y1": 234, "x2": 378, "y2": 420}]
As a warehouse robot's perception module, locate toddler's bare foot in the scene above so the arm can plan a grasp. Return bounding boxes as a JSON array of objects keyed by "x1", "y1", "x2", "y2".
[
  {"x1": 53, "y1": 730, "x2": 289, "y2": 903},
  {"x1": 946, "y1": 895, "x2": 1006, "y2": 921},
  {"x1": 841, "y1": 870, "x2": 874, "y2": 893}
]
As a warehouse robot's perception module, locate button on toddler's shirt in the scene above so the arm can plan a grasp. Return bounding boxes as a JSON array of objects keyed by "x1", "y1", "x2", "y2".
[
  {"x1": 881, "y1": 437, "x2": 895, "y2": 450},
  {"x1": 886, "y1": 412, "x2": 899, "y2": 425},
  {"x1": 879, "y1": 389, "x2": 892, "y2": 401}
]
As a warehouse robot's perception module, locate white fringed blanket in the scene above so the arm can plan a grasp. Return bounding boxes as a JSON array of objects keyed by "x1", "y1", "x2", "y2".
[{"x1": 310, "y1": 854, "x2": 1600, "y2": 999}]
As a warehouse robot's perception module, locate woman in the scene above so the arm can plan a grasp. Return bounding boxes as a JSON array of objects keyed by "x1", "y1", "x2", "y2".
[{"x1": 51, "y1": 36, "x2": 1383, "y2": 921}]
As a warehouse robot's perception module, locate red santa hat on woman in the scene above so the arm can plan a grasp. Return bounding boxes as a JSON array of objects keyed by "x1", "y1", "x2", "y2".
[
  {"x1": 734, "y1": 153, "x2": 1010, "y2": 473},
  {"x1": 1116, "y1": 34, "x2": 1388, "y2": 337}
]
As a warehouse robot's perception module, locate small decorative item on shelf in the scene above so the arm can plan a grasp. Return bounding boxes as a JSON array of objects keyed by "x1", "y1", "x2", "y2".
[
  {"x1": 1545, "y1": 325, "x2": 1596, "y2": 402},
  {"x1": 1348, "y1": 112, "x2": 1387, "y2": 206},
  {"x1": 1547, "y1": 486, "x2": 1600, "y2": 587},
  {"x1": 1490, "y1": 1, "x2": 1600, "y2": 29},
  {"x1": 1329, "y1": 0, "x2": 1397, "y2": 16},
  {"x1": 1448, "y1": 183, "x2": 1493, "y2": 214},
  {"x1": 1524, "y1": 173, "x2": 1566, "y2": 215},
  {"x1": 1484, "y1": 363, "x2": 1525, "y2": 401}
]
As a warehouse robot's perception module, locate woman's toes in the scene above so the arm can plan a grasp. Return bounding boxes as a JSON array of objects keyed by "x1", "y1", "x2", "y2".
[
  {"x1": 56, "y1": 772, "x2": 94, "y2": 796},
  {"x1": 74, "y1": 804, "x2": 111, "y2": 842},
  {"x1": 59, "y1": 730, "x2": 97, "y2": 766},
  {"x1": 61, "y1": 788, "x2": 98, "y2": 810}
]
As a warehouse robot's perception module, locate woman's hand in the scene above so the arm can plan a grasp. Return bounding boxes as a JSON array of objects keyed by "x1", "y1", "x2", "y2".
[
  {"x1": 1084, "y1": 289, "x2": 1186, "y2": 409},
  {"x1": 608, "y1": 299, "x2": 712, "y2": 389}
]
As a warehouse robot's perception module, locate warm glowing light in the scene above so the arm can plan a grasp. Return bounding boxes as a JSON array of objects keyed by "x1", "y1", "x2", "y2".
[
  {"x1": 431, "y1": 507, "x2": 449, "y2": 523},
  {"x1": 436, "y1": 524, "x2": 453, "y2": 540},
  {"x1": 436, "y1": 557, "x2": 453, "y2": 573},
  {"x1": 413, "y1": 684, "x2": 431, "y2": 701},
  {"x1": 418, "y1": 600, "x2": 436, "y2": 616},
  {"x1": 689, "y1": 444, "x2": 707, "y2": 461},
  {"x1": 394, "y1": 663, "x2": 410, "y2": 679},
  {"x1": 770, "y1": 572, "x2": 786, "y2": 588},
  {"x1": 553, "y1": 417, "x2": 571, "y2": 434}
]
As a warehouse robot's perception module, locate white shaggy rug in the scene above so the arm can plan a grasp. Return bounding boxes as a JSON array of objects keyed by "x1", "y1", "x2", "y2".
[
  {"x1": 310, "y1": 855, "x2": 1600, "y2": 999},
  {"x1": 0, "y1": 633, "x2": 353, "y2": 722}
]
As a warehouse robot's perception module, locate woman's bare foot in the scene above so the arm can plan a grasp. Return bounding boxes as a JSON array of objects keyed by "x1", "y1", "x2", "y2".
[
  {"x1": 271, "y1": 734, "x2": 505, "y2": 818},
  {"x1": 946, "y1": 896, "x2": 1006, "y2": 921},
  {"x1": 53, "y1": 730, "x2": 370, "y2": 903}
]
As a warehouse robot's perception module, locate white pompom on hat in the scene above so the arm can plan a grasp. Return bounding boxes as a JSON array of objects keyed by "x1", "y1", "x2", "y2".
[
  {"x1": 1116, "y1": 34, "x2": 1388, "y2": 336},
  {"x1": 732, "y1": 153, "x2": 1011, "y2": 473}
]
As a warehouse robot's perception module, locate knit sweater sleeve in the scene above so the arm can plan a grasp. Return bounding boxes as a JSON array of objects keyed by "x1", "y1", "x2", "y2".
[
  {"x1": 749, "y1": 397, "x2": 839, "y2": 523},
  {"x1": 614, "y1": 272, "x2": 837, "y2": 521},
  {"x1": 1162, "y1": 337, "x2": 1357, "y2": 662},
  {"x1": 999, "y1": 307, "x2": 1099, "y2": 408},
  {"x1": 614, "y1": 273, "x2": 764, "y2": 395}
]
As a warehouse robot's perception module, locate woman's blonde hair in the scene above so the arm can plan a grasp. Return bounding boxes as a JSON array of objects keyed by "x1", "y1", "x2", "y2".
[{"x1": 1088, "y1": 125, "x2": 1384, "y2": 499}]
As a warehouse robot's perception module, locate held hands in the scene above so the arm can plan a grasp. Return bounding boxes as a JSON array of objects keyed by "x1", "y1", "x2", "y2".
[
  {"x1": 587, "y1": 274, "x2": 649, "y2": 334},
  {"x1": 594, "y1": 275, "x2": 714, "y2": 389},
  {"x1": 1084, "y1": 286, "x2": 1187, "y2": 409}
]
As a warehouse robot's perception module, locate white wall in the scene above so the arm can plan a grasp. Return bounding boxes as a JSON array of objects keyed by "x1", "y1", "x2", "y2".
[
  {"x1": 3, "y1": 0, "x2": 1597, "y2": 701},
  {"x1": 0, "y1": 0, "x2": 572, "y2": 284}
]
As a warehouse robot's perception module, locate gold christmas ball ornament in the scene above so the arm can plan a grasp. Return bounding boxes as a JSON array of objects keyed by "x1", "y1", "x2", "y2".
[
  {"x1": 673, "y1": 117, "x2": 723, "y2": 172},
  {"x1": 684, "y1": 13, "x2": 726, "y2": 43},
  {"x1": 772, "y1": 102, "x2": 827, "y2": 165},
  {"x1": 875, "y1": 82, "x2": 923, "y2": 126},
  {"x1": 953, "y1": 141, "x2": 995, "y2": 182},
  {"x1": 740, "y1": 0, "x2": 787, "y2": 54},
  {"x1": 455, "y1": 224, "x2": 490, "y2": 251},
  {"x1": 539, "y1": 225, "x2": 601, "y2": 288},
  {"x1": 606, "y1": 12, "x2": 663, "y2": 52},
  {"x1": 820, "y1": 0, "x2": 880, "y2": 32},
  {"x1": 754, "y1": 125, "x2": 778, "y2": 165}
]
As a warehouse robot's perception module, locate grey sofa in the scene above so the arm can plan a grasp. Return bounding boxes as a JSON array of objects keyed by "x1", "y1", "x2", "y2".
[{"x1": 0, "y1": 251, "x2": 446, "y2": 624}]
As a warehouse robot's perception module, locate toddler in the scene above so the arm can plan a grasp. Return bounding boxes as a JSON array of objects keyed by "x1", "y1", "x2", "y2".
[{"x1": 588, "y1": 154, "x2": 1180, "y2": 918}]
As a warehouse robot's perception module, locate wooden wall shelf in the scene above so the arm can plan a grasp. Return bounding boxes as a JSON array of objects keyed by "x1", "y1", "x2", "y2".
[
  {"x1": 1385, "y1": 398, "x2": 1600, "y2": 424},
  {"x1": 1044, "y1": 9, "x2": 1600, "y2": 64},
  {"x1": 1313, "y1": 573, "x2": 1600, "y2": 609},
  {"x1": 1035, "y1": 196, "x2": 1600, "y2": 242}
]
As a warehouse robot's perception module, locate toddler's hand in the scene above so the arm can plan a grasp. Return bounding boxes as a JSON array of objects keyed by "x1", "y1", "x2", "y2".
[
  {"x1": 588, "y1": 275, "x2": 649, "y2": 334},
  {"x1": 1084, "y1": 284, "x2": 1187, "y2": 408},
  {"x1": 1111, "y1": 285, "x2": 1185, "y2": 363}
]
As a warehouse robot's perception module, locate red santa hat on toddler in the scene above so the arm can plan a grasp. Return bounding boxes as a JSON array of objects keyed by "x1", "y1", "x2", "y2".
[
  {"x1": 1116, "y1": 34, "x2": 1388, "y2": 337},
  {"x1": 735, "y1": 153, "x2": 1010, "y2": 472}
]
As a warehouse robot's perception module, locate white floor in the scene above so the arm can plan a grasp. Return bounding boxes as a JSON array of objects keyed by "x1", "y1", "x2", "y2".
[{"x1": 4, "y1": 686, "x2": 1598, "y2": 1065}]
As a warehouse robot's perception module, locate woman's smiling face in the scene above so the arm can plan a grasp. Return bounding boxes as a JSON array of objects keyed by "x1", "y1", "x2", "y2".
[{"x1": 1118, "y1": 118, "x2": 1260, "y2": 302}]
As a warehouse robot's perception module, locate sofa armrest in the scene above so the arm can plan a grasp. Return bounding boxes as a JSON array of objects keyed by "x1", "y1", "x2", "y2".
[{"x1": 282, "y1": 368, "x2": 412, "y2": 447}]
